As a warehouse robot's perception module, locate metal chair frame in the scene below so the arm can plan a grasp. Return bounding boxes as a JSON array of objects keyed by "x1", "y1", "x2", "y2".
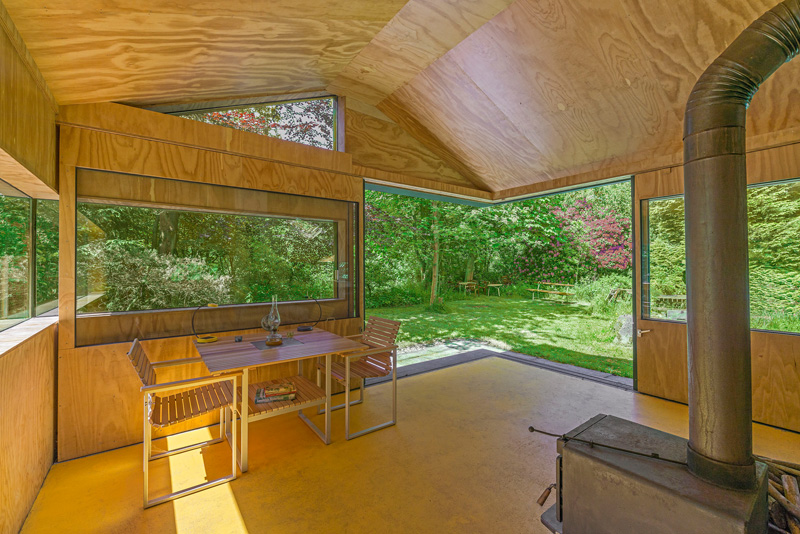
[
  {"x1": 127, "y1": 340, "x2": 239, "y2": 508},
  {"x1": 342, "y1": 345, "x2": 398, "y2": 440}
]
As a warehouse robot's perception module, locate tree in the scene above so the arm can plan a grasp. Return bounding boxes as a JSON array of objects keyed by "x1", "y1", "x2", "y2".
[{"x1": 179, "y1": 97, "x2": 335, "y2": 150}]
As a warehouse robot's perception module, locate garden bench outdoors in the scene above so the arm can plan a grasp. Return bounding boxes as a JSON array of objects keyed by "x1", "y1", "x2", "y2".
[{"x1": 528, "y1": 281, "x2": 576, "y2": 302}]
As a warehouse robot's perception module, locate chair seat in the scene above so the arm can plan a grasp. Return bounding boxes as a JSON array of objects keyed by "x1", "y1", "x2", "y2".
[
  {"x1": 149, "y1": 380, "x2": 234, "y2": 428},
  {"x1": 318, "y1": 352, "x2": 393, "y2": 381}
]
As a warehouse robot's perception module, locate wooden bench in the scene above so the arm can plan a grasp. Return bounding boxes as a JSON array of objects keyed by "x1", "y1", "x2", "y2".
[{"x1": 528, "y1": 281, "x2": 576, "y2": 302}]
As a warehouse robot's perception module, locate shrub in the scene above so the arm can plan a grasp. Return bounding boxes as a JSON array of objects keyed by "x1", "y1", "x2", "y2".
[
  {"x1": 574, "y1": 273, "x2": 633, "y2": 315},
  {"x1": 78, "y1": 240, "x2": 230, "y2": 311}
]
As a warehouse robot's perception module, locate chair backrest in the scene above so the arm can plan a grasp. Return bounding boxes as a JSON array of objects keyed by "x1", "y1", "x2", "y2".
[
  {"x1": 363, "y1": 316, "x2": 401, "y2": 349},
  {"x1": 127, "y1": 338, "x2": 156, "y2": 387}
]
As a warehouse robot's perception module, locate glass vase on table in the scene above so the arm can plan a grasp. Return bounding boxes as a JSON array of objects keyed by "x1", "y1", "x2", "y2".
[{"x1": 261, "y1": 295, "x2": 281, "y2": 341}]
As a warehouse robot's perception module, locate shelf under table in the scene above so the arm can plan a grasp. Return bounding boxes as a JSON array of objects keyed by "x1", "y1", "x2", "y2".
[{"x1": 238, "y1": 374, "x2": 326, "y2": 422}]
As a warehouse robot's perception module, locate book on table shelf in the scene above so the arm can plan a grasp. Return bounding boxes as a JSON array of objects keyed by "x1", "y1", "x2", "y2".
[{"x1": 255, "y1": 382, "x2": 297, "y2": 404}]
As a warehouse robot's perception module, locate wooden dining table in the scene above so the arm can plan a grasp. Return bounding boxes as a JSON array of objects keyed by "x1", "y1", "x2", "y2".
[{"x1": 194, "y1": 329, "x2": 366, "y2": 472}]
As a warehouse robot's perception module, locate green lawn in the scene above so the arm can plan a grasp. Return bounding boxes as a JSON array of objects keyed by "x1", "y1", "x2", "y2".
[{"x1": 366, "y1": 295, "x2": 633, "y2": 377}]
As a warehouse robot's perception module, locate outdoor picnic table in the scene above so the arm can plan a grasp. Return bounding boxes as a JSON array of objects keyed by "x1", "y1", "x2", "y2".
[
  {"x1": 527, "y1": 281, "x2": 576, "y2": 302},
  {"x1": 458, "y1": 281, "x2": 477, "y2": 294},
  {"x1": 654, "y1": 294, "x2": 686, "y2": 307}
]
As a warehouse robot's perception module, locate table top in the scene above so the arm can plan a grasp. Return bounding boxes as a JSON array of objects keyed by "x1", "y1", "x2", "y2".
[
  {"x1": 458, "y1": 281, "x2": 477, "y2": 285},
  {"x1": 194, "y1": 330, "x2": 367, "y2": 374},
  {"x1": 535, "y1": 281, "x2": 575, "y2": 287}
]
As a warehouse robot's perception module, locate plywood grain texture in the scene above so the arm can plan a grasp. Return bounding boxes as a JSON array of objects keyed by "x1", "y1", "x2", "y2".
[
  {"x1": 377, "y1": 0, "x2": 800, "y2": 195},
  {"x1": 357, "y1": 164, "x2": 493, "y2": 201},
  {"x1": 346, "y1": 108, "x2": 474, "y2": 187},
  {"x1": 328, "y1": 0, "x2": 516, "y2": 105},
  {"x1": 58, "y1": 103, "x2": 354, "y2": 176},
  {"x1": 0, "y1": 320, "x2": 56, "y2": 534},
  {"x1": 57, "y1": 163, "x2": 76, "y2": 350},
  {"x1": 57, "y1": 318, "x2": 361, "y2": 461},
  {"x1": 7, "y1": 0, "x2": 800, "y2": 197},
  {"x1": 3, "y1": 0, "x2": 409, "y2": 105},
  {"x1": 0, "y1": 0, "x2": 57, "y2": 195}
]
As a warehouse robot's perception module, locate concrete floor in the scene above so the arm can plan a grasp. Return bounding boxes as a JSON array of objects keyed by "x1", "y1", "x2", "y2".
[
  {"x1": 397, "y1": 339, "x2": 505, "y2": 366},
  {"x1": 22, "y1": 357, "x2": 800, "y2": 533}
]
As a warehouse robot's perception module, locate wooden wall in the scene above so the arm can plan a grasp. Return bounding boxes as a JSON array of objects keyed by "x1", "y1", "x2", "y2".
[
  {"x1": 57, "y1": 104, "x2": 367, "y2": 460},
  {"x1": 0, "y1": 0, "x2": 57, "y2": 197},
  {"x1": 634, "y1": 142, "x2": 800, "y2": 432},
  {"x1": 0, "y1": 319, "x2": 57, "y2": 534},
  {"x1": 345, "y1": 104, "x2": 476, "y2": 189}
]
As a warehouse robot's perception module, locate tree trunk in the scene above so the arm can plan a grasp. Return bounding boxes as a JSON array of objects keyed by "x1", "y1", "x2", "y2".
[
  {"x1": 465, "y1": 255, "x2": 475, "y2": 282},
  {"x1": 1, "y1": 256, "x2": 9, "y2": 318},
  {"x1": 429, "y1": 202, "x2": 440, "y2": 306},
  {"x1": 155, "y1": 211, "x2": 180, "y2": 255}
]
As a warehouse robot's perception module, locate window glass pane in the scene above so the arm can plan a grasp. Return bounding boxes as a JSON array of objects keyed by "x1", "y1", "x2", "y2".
[
  {"x1": 76, "y1": 205, "x2": 339, "y2": 313},
  {"x1": 748, "y1": 179, "x2": 800, "y2": 333},
  {"x1": 0, "y1": 179, "x2": 31, "y2": 331},
  {"x1": 176, "y1": 97, "x2": 336, "y2": 150},
  {"x1": 640, "y1": 196, "x2": 686, "y2": 322},
  {"x1": 641, "y1": 179, "x2": 800, "y2": 333},
  {"x1": 35, "y1": 199, "x2": 59, "y2": 315}
]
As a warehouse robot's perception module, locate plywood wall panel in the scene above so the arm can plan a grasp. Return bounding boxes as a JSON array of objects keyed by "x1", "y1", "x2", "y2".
[
  {"x1": 59, "y1": 126, "x2": 364, "y2": 205},
  {"x1": 0, "y1": 0, "x2": 56, "y2": 195},
  {"x1": 59, "y1": 103, "x2": 354, "y2": 175},
  {"x1": 751, "y1": 331, "x2": 800, "y2": 432},
  {"x1": 0, "y1": 320, "x2": 56, "y2": 534},
  {"x1": 635, "y1": 320, "x2": 689, "y2": 403},
  {"x1": 345, "y1": 109, "x2": 475, "y2": 187}
]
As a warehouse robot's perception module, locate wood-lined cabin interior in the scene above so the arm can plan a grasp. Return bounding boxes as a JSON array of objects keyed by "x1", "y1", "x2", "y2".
[{"x1": 1, "y1": 0, "x2": 800, "y2": 532}]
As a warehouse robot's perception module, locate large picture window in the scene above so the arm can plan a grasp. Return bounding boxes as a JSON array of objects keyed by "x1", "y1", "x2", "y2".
[
  {"x1": 77, "y1": 206, "x2": 337, "y2": 313},
  {"x1": 74, "y1": 170, "x2": 358, "y2": 344},
  {"x1": 641, "y1": 178, "x2": 800, "y2": 334}
]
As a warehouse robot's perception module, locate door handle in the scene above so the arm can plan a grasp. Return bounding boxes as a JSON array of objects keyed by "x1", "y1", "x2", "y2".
[{"x1": 637, "y1": 329, "x2": 651, "y2": 338}]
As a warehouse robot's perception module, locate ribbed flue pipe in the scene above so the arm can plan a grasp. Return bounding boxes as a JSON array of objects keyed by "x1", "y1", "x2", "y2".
[{"x1": 684, "y1": 0, "x2": 800, "y2": 490}]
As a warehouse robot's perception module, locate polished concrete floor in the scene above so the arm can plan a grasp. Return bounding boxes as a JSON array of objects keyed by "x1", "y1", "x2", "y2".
[{"x1": 22, "y1": 357, "x2": 800, "y2": 533}]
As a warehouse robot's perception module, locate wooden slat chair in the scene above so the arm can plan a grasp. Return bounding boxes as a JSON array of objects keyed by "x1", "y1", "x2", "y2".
[
  {"x1": 127, "y1": 339, "x2": 239, "y2": 508},
  {"x1": 317, "y1": 316, "x2": 400, "y2": 440}
]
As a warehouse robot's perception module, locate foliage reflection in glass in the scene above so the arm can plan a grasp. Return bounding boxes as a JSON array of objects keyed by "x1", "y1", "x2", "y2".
[
  {"x1": 0, "y1": 183, "x2": 31, "y2": 331},
  {"x1": 76, "y1": 203, "x2": 337, "y2": 314},
  {"x1": 641, "y1": 179, "x2": 800, "y2": 333}
]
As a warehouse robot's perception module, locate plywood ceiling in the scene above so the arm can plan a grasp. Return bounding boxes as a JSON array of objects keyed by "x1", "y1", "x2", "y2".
[
  {"x1": 374, "y1": 0, "x2": 800, "y2": 193},
  {"x1": 6, "y1": 0, "x2": 800, "y2": 196},
  {"x1": 2, "y1": 0, "x2": 408, "y2": 105}
]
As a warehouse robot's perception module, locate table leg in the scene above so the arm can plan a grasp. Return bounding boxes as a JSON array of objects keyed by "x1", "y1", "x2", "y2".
[
  {"x1": 240, "y1": 367, "x2": 249, "y2": 473},
  {"x1": 325, "y1": 354, "x2": 331, "y2": 444}
]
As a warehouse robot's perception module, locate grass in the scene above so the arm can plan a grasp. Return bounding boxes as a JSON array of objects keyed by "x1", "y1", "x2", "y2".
[{"x1": 366, "y1": 295, "x2": 634, "y2": 378}]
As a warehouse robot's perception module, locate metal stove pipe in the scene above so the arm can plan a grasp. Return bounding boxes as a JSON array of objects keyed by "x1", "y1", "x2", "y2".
[{"x1": 684, "y1": 0, "x2": 800, "y2": 490}]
